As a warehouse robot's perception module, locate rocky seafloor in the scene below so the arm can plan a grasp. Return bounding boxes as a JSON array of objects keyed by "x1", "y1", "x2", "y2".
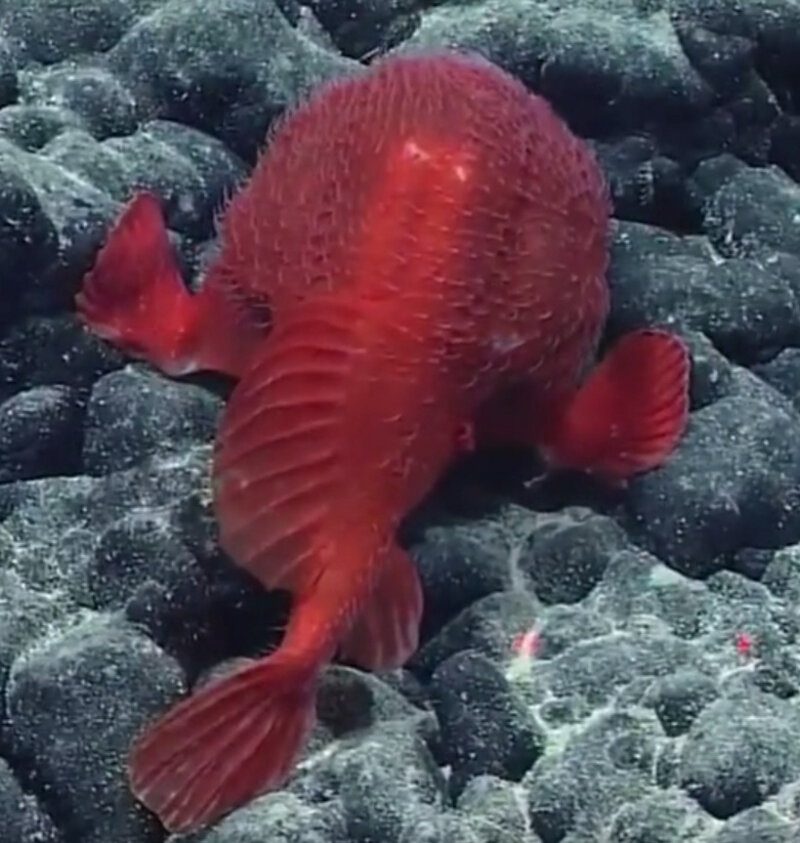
[{"x1": 2, "y1": 0, "x2": 800, "y2": 841}]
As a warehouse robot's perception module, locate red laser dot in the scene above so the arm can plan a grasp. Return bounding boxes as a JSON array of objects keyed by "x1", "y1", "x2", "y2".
[
  {"x1": 735, "y1": 631, "x2": 754, "y2": 659},
  {"x1": 512, "y1": 628, "x2": 541, "y2": 659}
]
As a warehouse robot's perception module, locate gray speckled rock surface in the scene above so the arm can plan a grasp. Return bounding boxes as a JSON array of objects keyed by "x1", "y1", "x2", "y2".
[
  {"x1": 0, "y1": 384, "x2": 84, "y2": 482},
  {"x1": 179, "y1": 791, "x2": 349, "y2": 843},
  {"x1": 626, "y1": 368, "x2": 800, "y2": 575},
  {"x1": 6, "y1": 613, "x2": 185, "y2": 843},
  {"x1": 678, "y1": 689, "x2": 800, "y2": 819},
  {"x1": 0, "y1": 754, "x2": 62, "y2": 843},
  {"x1": 1, "y1": 0, "x2": 800, "y2": 842},
  {"x1": 82, "y1": 366, "x2": 222, "y2": 474}
]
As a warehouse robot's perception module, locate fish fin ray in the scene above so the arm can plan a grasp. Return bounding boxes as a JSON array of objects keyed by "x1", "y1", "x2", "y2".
[
  {"x1": 75, "y1": 191, "x2": 263, "y2": 378},
  {"x1": 74, "y1": 191, "x2": 204, "y2": 374},
  {"x1": 129, "y1": 652, "x2": 318, "y2": 833},
  {"x1": 541, "y1": 328, "x2": 690, "y2": 480},
  {"x1": 338, "y1": 543, "x2": 423, "y2": 670}
]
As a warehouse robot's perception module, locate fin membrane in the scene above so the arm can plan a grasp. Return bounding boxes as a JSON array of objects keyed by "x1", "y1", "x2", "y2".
[
  {"x1": 129, "y1": 652, "x2": 317, "y2": 833},
  {"x1": 75, "y1": 192, "x2": 204, "y2": 375},
  {"x1": 338, "y1": 543, "x2": 423, "y2": 671},
  {"x1": 76, "y1": 190, "x2": 270, "y2": 378},
  {"x1": 541, "y1": 328, "x2": 690, "y2": 481}
]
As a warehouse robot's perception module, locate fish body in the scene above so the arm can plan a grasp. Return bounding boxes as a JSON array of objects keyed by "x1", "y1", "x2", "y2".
[{"x1": 75, "y1": 51, "x2": 689, "y2": 832}]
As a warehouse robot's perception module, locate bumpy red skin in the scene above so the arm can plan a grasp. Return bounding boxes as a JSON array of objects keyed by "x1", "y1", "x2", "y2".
[
  {"x1": 211, "y1": 49, "x2": 611, "y2": 561},
  {"x1": 80, "y1": 51, "x2": 631, "y2": 832},
  {"x1": 210, "y1": 50, "x2": 611, "y2": 659}
]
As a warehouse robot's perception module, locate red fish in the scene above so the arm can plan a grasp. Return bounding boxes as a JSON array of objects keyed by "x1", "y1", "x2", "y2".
[{"x1": 75, "y1": 50, "x2": 689, "y2": 831}]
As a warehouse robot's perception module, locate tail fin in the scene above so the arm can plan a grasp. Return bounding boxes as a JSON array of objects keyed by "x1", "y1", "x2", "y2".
[
  {"x1": 128, "y1": 650, "x2": 319, "y2": 833},
  {"x1": 540, "y1": 329, "x2": 690, "y2": 483}
]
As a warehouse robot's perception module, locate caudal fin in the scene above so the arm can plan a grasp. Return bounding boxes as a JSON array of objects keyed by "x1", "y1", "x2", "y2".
[
  {"x1": 128, "y1": 651, "x2": 318, "y2": 833},
  {"x1": 540, "y1": 328, "x2": 690, "y2": 482}
]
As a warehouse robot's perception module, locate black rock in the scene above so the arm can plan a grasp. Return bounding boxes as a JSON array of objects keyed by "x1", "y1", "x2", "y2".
[
  {"x1": 0, "y1": 473, "x2": 101, "y2": 596},
  {"x1": 0, "y1": 0, "x2": 160, "y2": 64},
  {"x1": 0, "y1": 156, "x2": 59, "y2": 322},
  {"x1": 0, "y1": 384, "x2": 84, "y2": 482},
  {"x1": 4, "y1": 613, "x2": 185, "y2": 843},
  {"x1": 457, "y1": 775, "x2": 535, "y2": 842},
  {"x1": 81, "y1": 366, "x2": 222, "y2": 475},
  {"x1": 90, "y1": 514, "x2": 194, "y2": 612},
  {"x1": 656, "y1": 107, "x2": 738, "y2": 169},
  {"x1": 0, "y1": 756, "x2": 61, "y2": 843},
  {"x1": 129, "y1": 120, "x2": 248, "y2": 226},
  {"x1": 625, "y1": 370, "x2": 800, "y2": 576},
  {"x1": 681, "y1": 330, "x2": 736, "y2": 411},
  {"x1": 0, "y1": 315, "x2": 123, "y2": 404},
  {"x1": 708, "y1": 805, "x2": 798, "y2": 843},
  {"x1": 0, "y1": 569, "x2": 76, "y2": 700},
  {"x1": 88, "y1": 510, "x2": 213, "y2": 666},
  {"x1": 674, "y1": 0, "x2": 800, "y2": 127},
  {"x1": 605, "y1": 787, "x2": 714, "y2": 843},
  {"x1": 96, "y1": 120, "x2": 247, "y2": 238},
  {"x1": 678, "y1": 688, "x2": 800, "y2": 818},
  {"x1": 396, "y1": 804, "x2": 505, "y2": 843},
  {"x1": 0, "y1": 142, "x2": 119, "y2": 311},
  {"x1": 0, "y1": 37, "x2": 18, "y2": 106},
  {"x1": 531, "y1": 631, "x2": 696, "y2": 710},
  {"x1": 107, "y1": 0, "x2": 356, "y2": 161},
  {"x1": 669, "y1": 0, "x2": 800, "y2": 53},
  {"x1": 691, "y1": 151, "x2": 747, "y2": 197},
  {"x1": 702, "y1": 159, "x2": 800, "y2": 259},
  {"x1": 0, "y1": 104, "x2": 87, "y2": 150},
  {"x1": 770, "y1": 113, "x2": 800, "y2": 182},
  {"x1": 607, "y1": 220, "x2": 800, "y2": 365},
  {"x1": 723, "y1": 72, "x2": 782, "y2": 165},
  {"x1": 303, "y1": 0, "x2": 419, "y2": 60},
  {"x1": 753, "y1": 348, "x2": 800, "y2": 410},
  {"x1": 729, "y1": 546, "x2": 776, "y2": 580},
  {"x1": 430, "y1": 650, "x2": 544, "y2": 796},
  {"x1": 519, "y1": 509, "x2": 628, "y2": 605},
  {"x1": 646, "y1": 668, "x2": 719, "y2": 736},
  {"x1": 0, "y1": 442, "x2": 210, "y2": 598},
  {"x1": 533, "y1": 604, "x2": 612, "y2": 659},
  {"x1": 410, "y1": 516, "x2": 522, "y2": 640},
  {"x1": 295, "y1": 723, "x2": 446, "y2": 843},
  {"x1": 411, "y1": 590, "x2": 538, "y2": 678},
  {"x1": 177, "y1": 791, "x2": 347, "y2": 843},
  {"x1": 124, "y1": 567, "x2": 287, "y2": 683},
  {"x1": 587, "y1": 548, "x2": 712, "y2": 640},
  {"x1": 526, "y1": 710, "x2": 662, "y2": 842},
  {"x1": 762, "y1": 544, "x2": 800, "y2": 603},
  {"x1": 19, "y1": 62, "x2": 141, "y2": 139},
  {"x1": 317, "y1": 665, "x2": 432, "y2": 739},
  {"x1": 97, "y1": 128, "x2": 207, "y2": 233},
  {"x1": 403, "y1": 0, "x2": 711, "y2": 137},
  {"x1": 40, "y1": 128, "x2": 135, "y2": 206},
  {"x1": 677, "y1": 25, "x2": 754, "y2": 98},
  {"x1": 703, "y1": 571, "x2": 800, "y2": 699},
  {"x1": 595, "y1": 137, "x2": 701, "y2": 232}
]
